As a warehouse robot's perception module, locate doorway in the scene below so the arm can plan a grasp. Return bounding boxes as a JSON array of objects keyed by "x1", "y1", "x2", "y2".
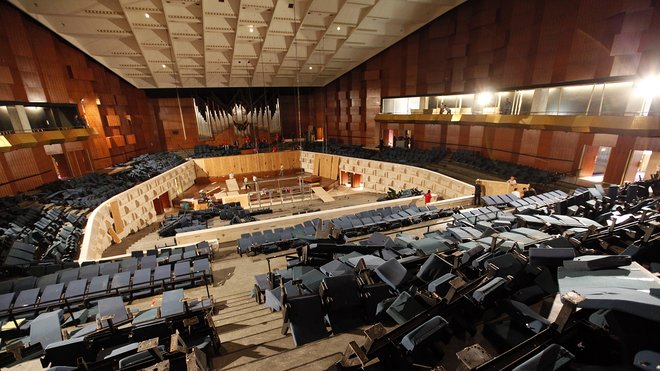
[
  {"x1": 382, "y1": 129, "x2": 395, "y2": 147},
  {"x1": 623, "y1": 150, "x2": 656, "y2": 183},
  {"x1": 579, "y1": 145, "x2": 612, "y2": 182},
  {"x1": 51, "y1": 154, "x2": 72, "y2": 179}
]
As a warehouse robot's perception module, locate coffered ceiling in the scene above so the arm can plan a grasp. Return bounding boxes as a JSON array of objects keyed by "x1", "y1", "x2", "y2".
[{"x1": 9, "y1": 0, "x2": 464, "y2": 88}]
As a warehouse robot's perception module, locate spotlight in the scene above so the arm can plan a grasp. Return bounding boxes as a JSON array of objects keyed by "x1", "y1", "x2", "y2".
[
  {"x1": 635, "y1": 76, "x2": 660, "y2": 97},
  {"x1": 477, "y1": 91, "x2": 493, "y2": 105}
]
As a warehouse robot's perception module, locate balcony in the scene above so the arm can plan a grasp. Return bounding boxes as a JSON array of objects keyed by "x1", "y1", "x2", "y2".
[{"x1": 0, "y1": 127, "x2": 97, "y2": 152}]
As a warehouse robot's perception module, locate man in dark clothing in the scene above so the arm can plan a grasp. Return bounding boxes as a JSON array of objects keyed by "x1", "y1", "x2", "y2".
[{"x1": 474, "y1": 179, "x2": 482, "y2": 205}]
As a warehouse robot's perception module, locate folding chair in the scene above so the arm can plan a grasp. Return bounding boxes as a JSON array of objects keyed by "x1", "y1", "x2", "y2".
[
  {"x1": 282, "y1": 293, "x2": 329, "y2": 347},
  {"x1": 161, "y1": 289, "x2": 185, "y2": 317},
  {"x1": 96, "y1": 296, "x2": 129, "y2": 328},
  {"x1": 131, "y1": 268, "x2": 153, "y2": 298}
]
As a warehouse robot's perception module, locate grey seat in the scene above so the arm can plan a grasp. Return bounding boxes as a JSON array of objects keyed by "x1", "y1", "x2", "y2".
[
  {"x1": 511, "y1": 344, "x2": 574, "y2": 371},
  {"x1": 172, "y1": 261, "x2": 192, "y2": 287},
  {"x1": 473, "y1": 277, "x2": 507, "y2": 305},
  {"x1": 87, "y1": 275, "x2": 110, "y2": 298},
  {"x1": 40, "y1": 283, "x2": 65, "y2": 307},
  {"x1": 320, "y1": 275, "x2": 363, "y2": 333},
  {"x1": 427, "y1": 273, "x2": 456, "y2": 297},
  {"x1": 120, "y1": 257, "x2": 138, "y2": 272},
  {"x1": 285, "y1": 294, "x2": 328, "y2": 347},
  {"x1": 131, "y1": 268, "x2": 152, "y2": 297},
  {"x1": 386, "y1": 291, "x2": 426, "y2": 325},
  {"x1": 161, "y1": 289, "x2": 185, "y2": 317},
  {"x1": 139, "y1": 255, "x2": 157, "y2": 270},
  {"x1": 30, "y1": 310, "x2": 63, "y2": 349},
  {"x1": 99, "y1": 262, "x2": 120, "y2": 278},
  {"x1": 416, "y1": 254, "x2": 452, "y2": 282},
  {"x1": 79, "y1": 264, "x2": 99, "y2": 280},
  {"x1": 320, "y1": 259, "x2": 353, "y2": 277},
  {"x1": 375, "y1": 258, "x2": 409, "y2": 291},
  {"x1": 58, "y1": 269, "x2": 80, "y2": 284},
  {"x1": 193, "y1": 259, "x2": 212, "y2": 283},
  {"x1": 64, "y1": 279, "x2": 88, "y2": 302},
  {"x1": 299, "y1": 269, "x2": 327, "y2": 293},
  {"x1": 401, "y1": 315, "x2": 448, "y2": 352},
  {"x1": 110, "y1": 271, "x2": 131, "y2": 294},
  {"x1": 96, "y1": 296, "x2": 128, "y2": 328},
  {"x1": 153, "y1": 265, "x2": 171, "y2": 288}
]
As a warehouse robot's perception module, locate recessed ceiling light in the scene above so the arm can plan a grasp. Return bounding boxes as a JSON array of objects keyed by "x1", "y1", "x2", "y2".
[
  {"x1": 162, "y1": 64, "x2": 166, "y2": 68},
  {"x1": 249, "y1": 25, "x2": 254, "y2": 32},
  {"x1": 145, "y1": 13, "x2": 150, "y2": 18},
  {"x1": 309, "y1": 66, "x2": 312, "y2": 70},
  {"x1": 336, "y1": 26, "x2": 341, "y2": 31}
]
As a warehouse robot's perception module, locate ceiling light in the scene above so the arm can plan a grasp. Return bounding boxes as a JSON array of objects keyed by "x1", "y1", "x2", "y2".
[
  {"x1": 309, "y1": 66, "x2": 313, "y2": 70},
  {"x1": 336, "y1": 26, "x2": 341, "y2": 31},
  {"x1": 249, "y1": 25, "x2": 254, "y2": 32},
  {"x1": 162, "y1": 64, "x2": 166, "y2": 68},
  {"x1": 145, "y1": 13, "x2": 150, "y2": 18}
]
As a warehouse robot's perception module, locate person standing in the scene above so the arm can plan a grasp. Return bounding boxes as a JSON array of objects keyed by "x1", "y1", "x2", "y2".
[
  {"x1": 279, "y1": 163, "x2": 284, "y2": 176},
  {"x1": 423, "y1": 190, "x2": 433, "y2": 204},
  {"x1": 474, "y1": 179, "x2": 482, "y2": 205}
]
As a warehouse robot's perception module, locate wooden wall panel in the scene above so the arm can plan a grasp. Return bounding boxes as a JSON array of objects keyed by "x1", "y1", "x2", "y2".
[
  {"x1": 294, "y1": 0, "x2": 660, "y2": 177},
  {"x1": 0, "y1": 2, "x2": 161, "y2": 195}
]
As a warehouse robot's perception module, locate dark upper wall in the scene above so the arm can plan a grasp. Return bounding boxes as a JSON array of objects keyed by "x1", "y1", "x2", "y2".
[
  {"x1": 300, "y1": 0, "x2": 660, "y2": 147},
  {"x1": 0, "y1": 2, "x2": 161, "y2": 195}
]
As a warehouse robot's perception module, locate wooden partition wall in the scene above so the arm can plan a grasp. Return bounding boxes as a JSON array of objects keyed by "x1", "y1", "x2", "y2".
[
  {"x1": 193, "y1": 151, "x2": 300, "y2": 178},
  {"x1": 301, "y1": 151, "x2": 473, "y2": 199},
  {"x1": 79, "y1": 161, "x2": 196, "y2": 261},
  {"x1": 312, "y1": 153, "x2": 340, "y2": 180}
]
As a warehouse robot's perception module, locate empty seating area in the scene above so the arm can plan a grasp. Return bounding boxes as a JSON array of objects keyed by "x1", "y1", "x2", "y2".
[
  {"x1": 450, "y1": 149, "x2": 562, "y2": 183},
  {"x1": 237, "y1": 205, "x2": 453, "y2": 256},
  {"x1": 249, "y1": 179, "x2": 659, "y2": 369}
]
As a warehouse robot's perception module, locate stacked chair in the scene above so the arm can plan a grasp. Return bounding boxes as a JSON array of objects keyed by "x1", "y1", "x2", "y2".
[{"x1": 250, "y1": 180, "x2": 660, "y2": 370}]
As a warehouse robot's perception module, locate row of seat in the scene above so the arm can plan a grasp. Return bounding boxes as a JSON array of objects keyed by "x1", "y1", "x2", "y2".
[
  {"x1": 0, "y1": 242, "x2": 211, "y2": 295},
  {"x1": 238, "y1": 205, "x2": 451, "y2": 256},
  {"x1": 481, "y1": 189, "x2": 568, "y2": 209},
  {"x1": 0, "y1": 258, "x2": 212, "y2": 329}
]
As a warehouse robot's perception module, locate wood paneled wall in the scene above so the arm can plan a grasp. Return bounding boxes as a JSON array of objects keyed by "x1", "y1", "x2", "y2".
[
  {"x1": 0, "y1": 2, "x2": 161, "y2": 195},
  {"x1": 193, "y1": 151, "x2": 300, "y2": 178},
  {"x1": 294, "y1": 0, "x2": 660, "y2": 156}
]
